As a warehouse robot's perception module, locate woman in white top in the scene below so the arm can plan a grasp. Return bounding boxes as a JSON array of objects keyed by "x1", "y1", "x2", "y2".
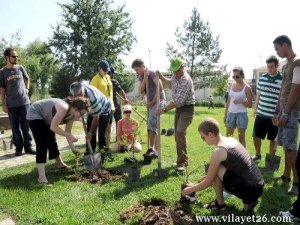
[{"x1": 224, "y1": 67, "x2": 253, "y2": 147}]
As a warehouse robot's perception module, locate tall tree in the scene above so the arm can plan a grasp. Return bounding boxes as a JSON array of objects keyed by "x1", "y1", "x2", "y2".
[
  {"x1": 49, "y1": 0, "x2": 135, "y2": 88},
  {"x1": 211, "y1": 67, "x2": 229, "y2": 98},
  {"x1": 24, "y1": 39, "x2": 60, "y2": 98},
  {"x1": 0, "y1": 31, "x2": 22, "y2": 67},
  {"x1": 166, "y1": 7, "x2": 224, "y2": 90}
]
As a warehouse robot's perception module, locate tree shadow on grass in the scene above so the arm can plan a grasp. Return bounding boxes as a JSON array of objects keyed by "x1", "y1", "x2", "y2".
[
  {"x1": 256, "y1": 166, "x2": 295, "y2": 218},
  {"x1": 100, "y1": 163, "x2": 184, "y2": 201}
]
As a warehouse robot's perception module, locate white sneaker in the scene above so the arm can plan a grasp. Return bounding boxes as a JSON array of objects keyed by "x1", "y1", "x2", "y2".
[
  {"x1": 176, "y1": 166, "x2": 185, "y2": 172},
  {"x1": 279, "y1": 211, "x2": 300, "y2": 222}
]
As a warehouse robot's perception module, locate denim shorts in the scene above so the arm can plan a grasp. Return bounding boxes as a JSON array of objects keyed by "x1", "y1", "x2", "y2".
[
  {"x1": 277, "y1": 109, "x2": 299, "y2": 151},
  {"x1": 226, "y1": 112, "x2": 248, "y2": 129},
  {"x1": 147, "y1": 100, "x2": 165, "y2": 133}
]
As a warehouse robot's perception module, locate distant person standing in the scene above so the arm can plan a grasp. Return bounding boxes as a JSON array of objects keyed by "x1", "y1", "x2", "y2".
[
  {"x1": 252, "y1": 55, "x2": 282, "y2": 161},
  {"x1": 0, "y1": 48, "x2": 35, "y2": 156},
  {"x1": 273, "y1": 35, "x2": 300, "y2": 196},
  {"x1": 224, "y1": 91, "x2": 229, "y2": 103},
  {"x1": 224, "y1": 67, "x2": 253, "y2": 147},
  {"x1": 208, "y1": 95, "x2": 214, "y2": 109},
  {"x1": 90, "y1": 59, "x2": 114, "y2": 149},
  {"x1": 158, "y1": 57, "x2": 195, "y2": 172}
]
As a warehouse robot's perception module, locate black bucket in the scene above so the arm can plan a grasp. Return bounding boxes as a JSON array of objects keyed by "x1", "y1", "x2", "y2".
[{"x1": 128, "y1": 167, "x2": 140, "y2": 182}]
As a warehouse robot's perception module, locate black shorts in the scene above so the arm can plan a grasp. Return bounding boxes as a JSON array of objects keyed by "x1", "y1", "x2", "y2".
[
  {"x1": 223, "y1": 170, "x2": 264, "y2": 204},
  {"x1": 253, "y1": 115, "x2": 278, "y2": 140}
]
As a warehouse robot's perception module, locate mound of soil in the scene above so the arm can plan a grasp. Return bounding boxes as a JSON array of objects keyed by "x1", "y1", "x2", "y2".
[
  {"x1": 170, "y1": 203, "x2": 194, "y2": 225},
  {"x1": 66, "y1": 168, "x2": 123, "y2": 184},
  {"x1": 120, "y1": 198, "x2": 194, "y2": 225}
]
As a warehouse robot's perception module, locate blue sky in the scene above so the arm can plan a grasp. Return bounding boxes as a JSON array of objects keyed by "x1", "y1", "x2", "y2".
[{"x1": 1, "y1": 0, "x2": 300, "y2": 78}]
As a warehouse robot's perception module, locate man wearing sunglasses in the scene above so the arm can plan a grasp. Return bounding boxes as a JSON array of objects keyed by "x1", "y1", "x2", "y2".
[{"x1": 0, "y1": 48, "x2": 35, "y2": 156}]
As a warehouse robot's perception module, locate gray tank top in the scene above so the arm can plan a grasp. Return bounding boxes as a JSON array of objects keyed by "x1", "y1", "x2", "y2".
[
  {"x1": 219, "y1": 142, "x2": 263, "y2": 185},
  {"x1": 27, "y1": 98, "x2": 73, "y2": 125}
]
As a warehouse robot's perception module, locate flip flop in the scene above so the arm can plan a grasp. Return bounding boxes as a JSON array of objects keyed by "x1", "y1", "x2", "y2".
[
  {"x1": 38, "y1": 180, "x2": 53, "y2": 187},
  {"x1": 57, "y1": 165, "x2": 71, "y2": 170}
]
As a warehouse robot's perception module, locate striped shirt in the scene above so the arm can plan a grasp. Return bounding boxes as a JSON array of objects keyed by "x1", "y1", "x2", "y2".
[
  {"x1": 171, "y1": 72, "x2": 195, "y2": 107},
  {"x1": 256, "y1": 72, "x2": 282, "y2": 118},
  {"x1": 82, "y1": 84, "x2": 111, "y2": 116}
]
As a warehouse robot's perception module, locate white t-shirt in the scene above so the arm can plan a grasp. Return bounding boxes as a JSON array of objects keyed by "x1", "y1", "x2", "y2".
[{"x1": 292, "y1": 66, "x2": 300, "y2": 84}]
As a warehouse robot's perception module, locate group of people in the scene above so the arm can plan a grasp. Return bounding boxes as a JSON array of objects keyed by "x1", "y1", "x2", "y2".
[
  {"x1": 182, "y1": 35, "x2": 300, "y2": 220},
  {"x1": 1, "y1": 34, "x2": 300, "y2": 220}
]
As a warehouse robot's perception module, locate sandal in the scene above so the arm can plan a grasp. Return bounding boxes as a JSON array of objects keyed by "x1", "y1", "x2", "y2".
[
  {"x1": 38, "y1": 180, "x2": 53, "y2": 187},
  {"x1": 57, "y1": 165, "x2": 71, "y2": 170},
  {"x1": 204, "y1": 199, "x2": 226, "y2": 211}
]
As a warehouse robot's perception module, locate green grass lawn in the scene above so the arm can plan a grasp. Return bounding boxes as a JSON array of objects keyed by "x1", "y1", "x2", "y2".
[{"x1": 0, "y1": 106, "x2": 296, "y2": 225}]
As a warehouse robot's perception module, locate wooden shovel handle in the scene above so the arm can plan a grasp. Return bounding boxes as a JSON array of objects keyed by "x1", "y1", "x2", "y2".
[{"x1": 81, "y1": 116, "x2": 93, "y2": 154}]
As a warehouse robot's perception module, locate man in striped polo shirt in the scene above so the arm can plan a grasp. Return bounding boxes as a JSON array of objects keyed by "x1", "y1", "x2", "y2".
[
  {"x1": 70, "y1": 82, "x2": 112, "y2": 152},
  {"x1": 252, "y1": 55, "x2": 282, "y2": 161}
]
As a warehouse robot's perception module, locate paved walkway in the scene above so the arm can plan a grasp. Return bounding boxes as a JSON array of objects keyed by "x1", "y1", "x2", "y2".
[
  {"x1": 0, "y1": 133, "x2": 85, "y2": 171},
  {"x1": 0, "y1": 217, "x2": 15, "y2": 225}
]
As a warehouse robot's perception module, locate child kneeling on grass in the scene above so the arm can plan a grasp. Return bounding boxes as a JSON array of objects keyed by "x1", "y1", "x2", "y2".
[{"x1": 182, "y1": 117, "x2": 264, "y2": 211}]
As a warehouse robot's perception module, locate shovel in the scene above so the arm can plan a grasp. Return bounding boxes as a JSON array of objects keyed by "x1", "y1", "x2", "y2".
[
  {"x1": 153, "y1": 72, "x2": 168, "y2": 178},
  {"x1": 81, "y1": 116, "x2": 102, "y2": 171},
  {"x1": 265, "y1": 141, "x2": 281, "y2": 171},
  {"x1": 165, "y1": 113, "x2": 174, "y2": 136},
  {"x1": 265, "y1": 153, "x2": 281, "y2": 171}
]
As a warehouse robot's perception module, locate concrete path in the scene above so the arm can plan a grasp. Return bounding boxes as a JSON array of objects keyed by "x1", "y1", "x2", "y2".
[
  {"x1": 0, "y1": 133, "x2": 85, "y2": 170},
  {"x1": 0, "y1": 217, "x2": 15, "y2": 225}
]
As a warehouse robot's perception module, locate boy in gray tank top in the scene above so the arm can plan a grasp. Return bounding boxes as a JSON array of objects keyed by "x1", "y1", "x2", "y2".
[{"x1": 182, "y1": 117, "x2": 264, "y2": 211}]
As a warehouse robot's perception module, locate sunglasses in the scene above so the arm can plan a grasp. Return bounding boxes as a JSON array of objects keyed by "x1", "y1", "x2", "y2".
[
  {"x1": 124, "y1": 111, "x2": 131, "y2": 114},
  {"x1": 10, "y1": 56, "x2": 18, "y2": 58},
  {"x1": 232, "y1": 76, "x2": 241, "y2": 79}
]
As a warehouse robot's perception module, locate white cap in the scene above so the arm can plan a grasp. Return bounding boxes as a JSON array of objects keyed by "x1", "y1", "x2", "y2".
[{"x1": 123, "y1": 104, "x2": 132, "y2": 112}]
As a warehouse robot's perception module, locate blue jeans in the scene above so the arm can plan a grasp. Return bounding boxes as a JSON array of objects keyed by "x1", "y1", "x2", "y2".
[{"x1": 8, "y1": 104, "x2": 32, "y2": 152}]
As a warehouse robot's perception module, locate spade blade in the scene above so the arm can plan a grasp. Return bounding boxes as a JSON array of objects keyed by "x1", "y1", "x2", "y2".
[
  {"x1": 84, "y1": 153, "x2": 102, "y2": 171},
  {"x1": 265, "y1": 153, "x2": 281, "y2": 171}
]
